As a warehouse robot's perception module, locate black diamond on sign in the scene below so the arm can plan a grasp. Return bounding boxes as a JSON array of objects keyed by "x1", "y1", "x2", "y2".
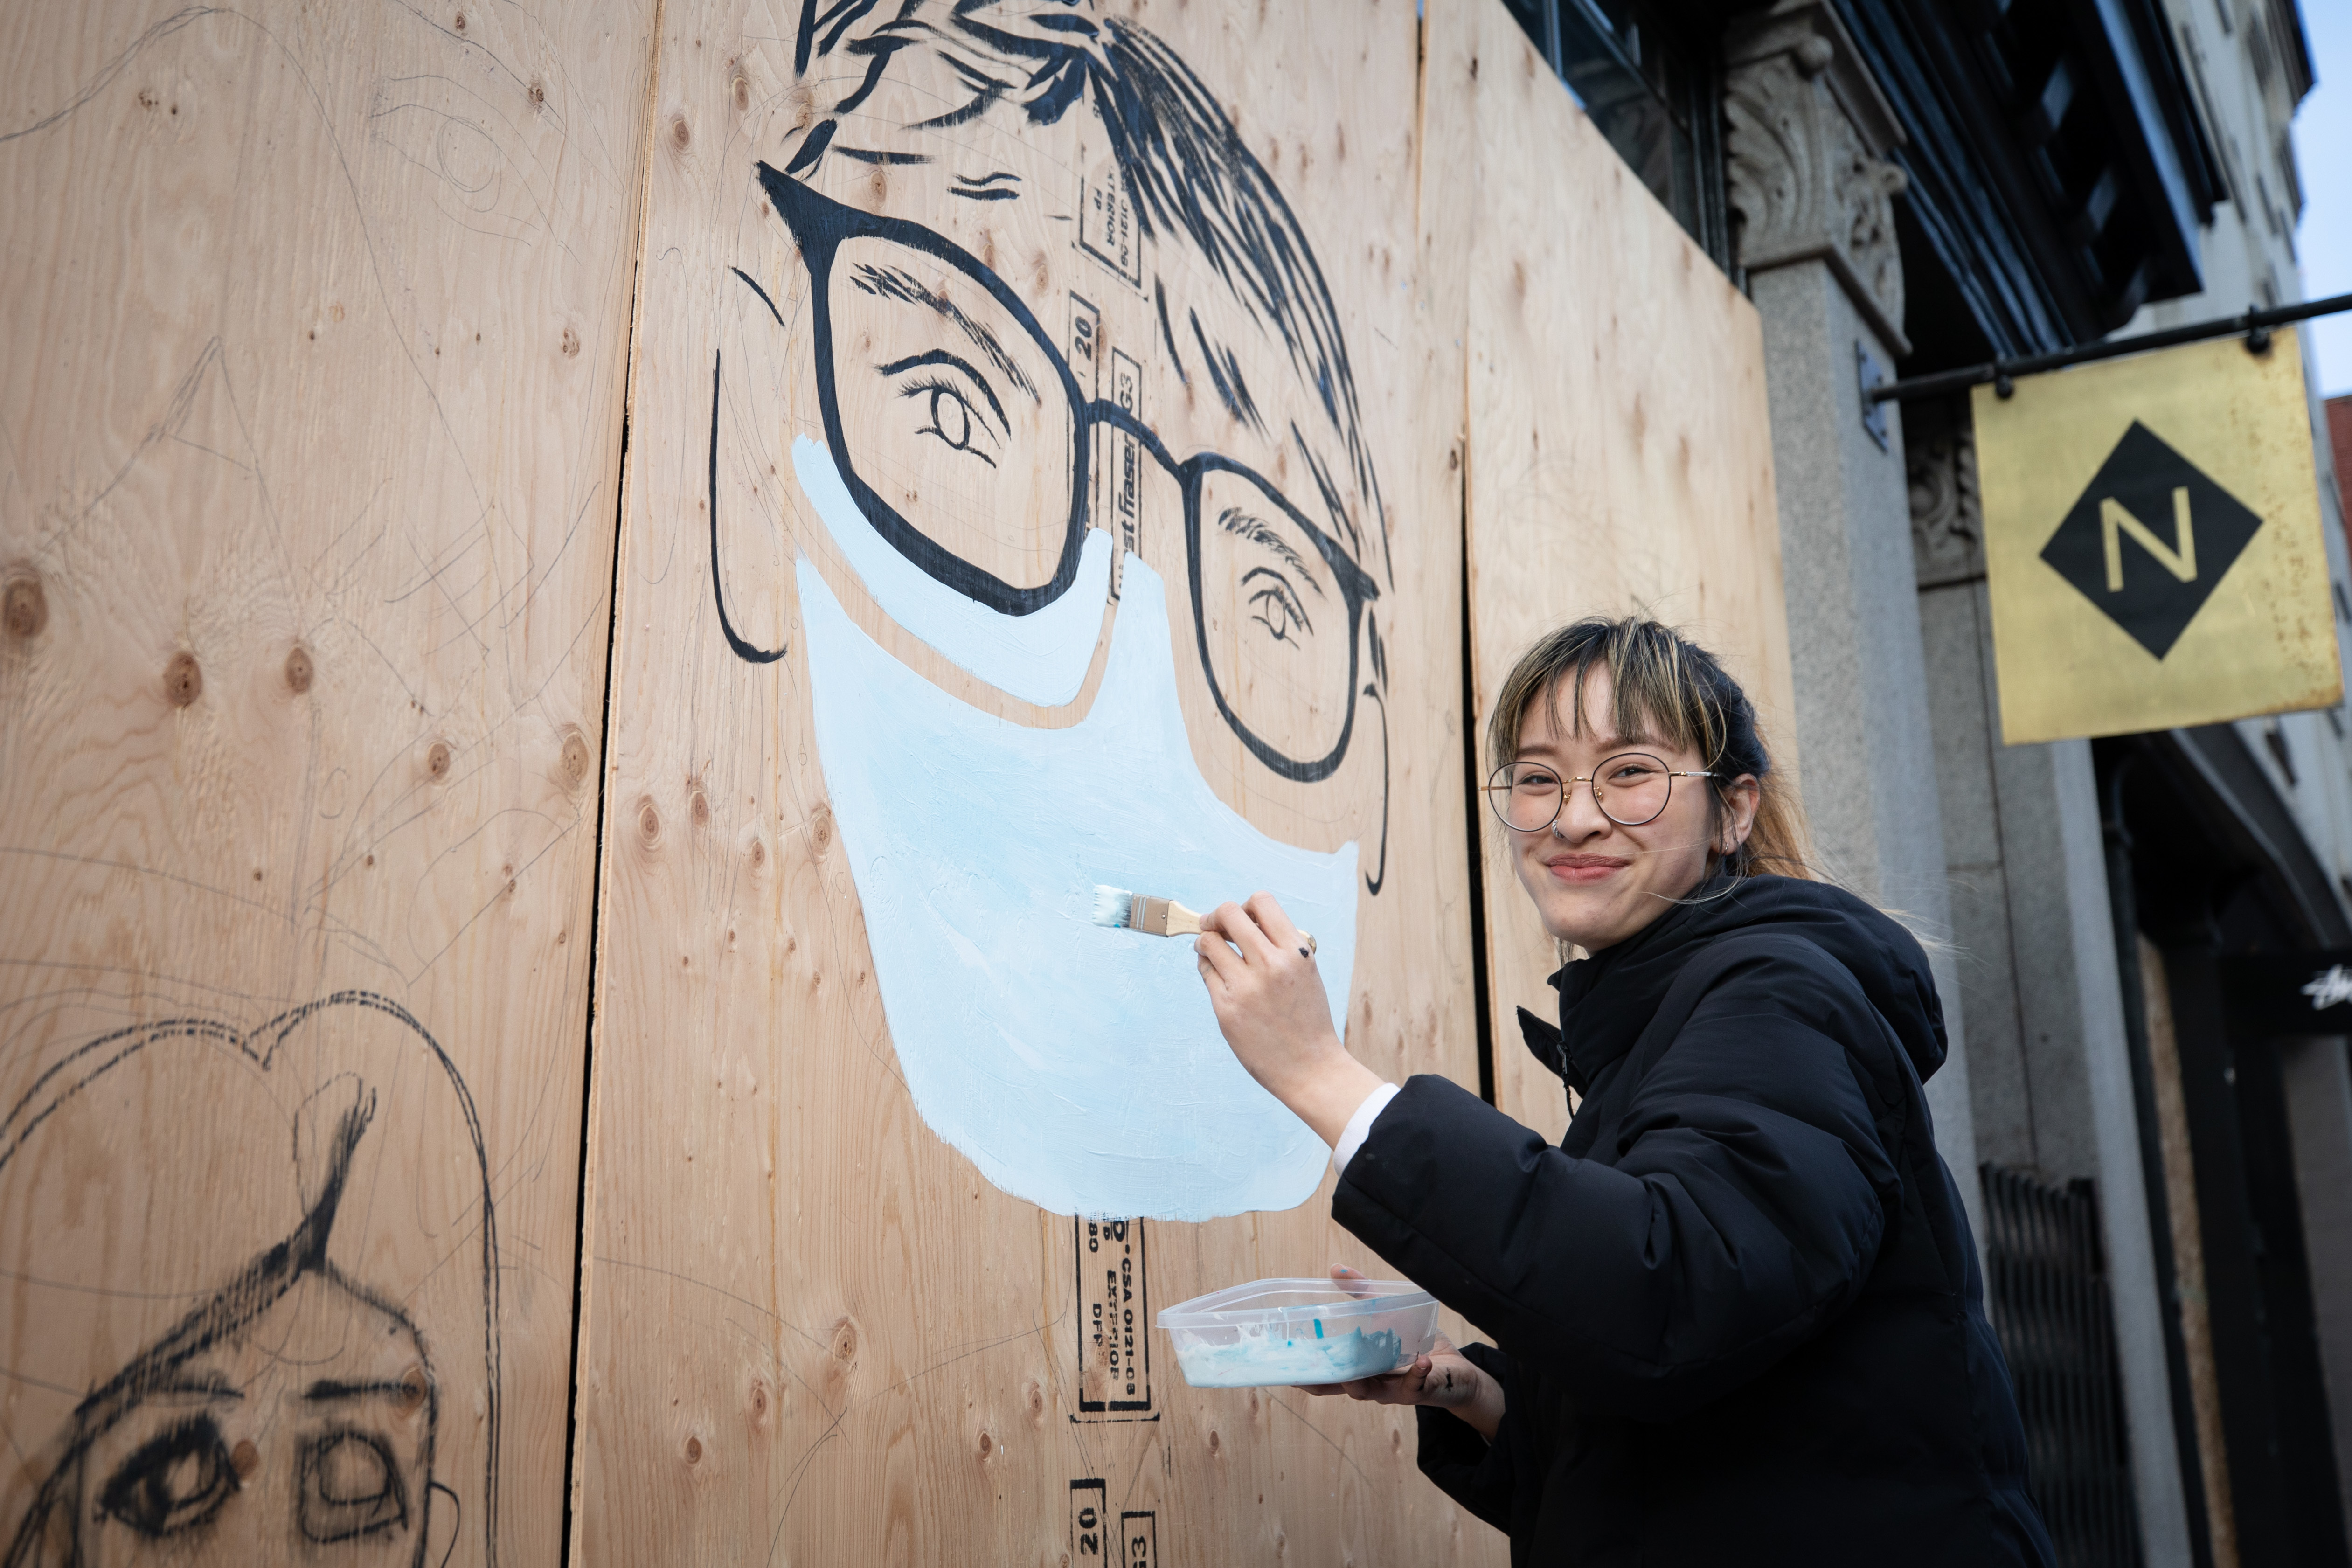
[{"x1": 2039, "y1": 421, "x2": 2264, "y2": 659}]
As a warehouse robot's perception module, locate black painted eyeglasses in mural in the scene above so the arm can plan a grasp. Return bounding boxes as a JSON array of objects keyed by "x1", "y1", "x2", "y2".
[{"x1": 742, "y1": 165, "x2": 1381, "y2": 784}]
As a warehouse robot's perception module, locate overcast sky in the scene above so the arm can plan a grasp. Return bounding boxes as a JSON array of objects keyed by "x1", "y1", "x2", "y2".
[{"x1": 2295, "y1": 1, "x2": 2351, "y2": 398}]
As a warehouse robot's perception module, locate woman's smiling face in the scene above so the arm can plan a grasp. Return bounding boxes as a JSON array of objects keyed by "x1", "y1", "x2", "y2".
[{"x1": 1503, "y1": 668, "x2": 1758, "y2": 952}]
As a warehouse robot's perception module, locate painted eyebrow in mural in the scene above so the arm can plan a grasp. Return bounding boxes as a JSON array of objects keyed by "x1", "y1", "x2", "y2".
[
  {"x1": 832, "y1": 145, "x2": 930, "y2": 164},
  {"x1": 951, "y1": 170, "x2": 1020, "y2": 201},
  {"x1": 847, "y1": 264, "x2": 1040, "y2": 403},
  {"x1": 1214, "y1": 506, "x2": 1325, "y2": 594}
]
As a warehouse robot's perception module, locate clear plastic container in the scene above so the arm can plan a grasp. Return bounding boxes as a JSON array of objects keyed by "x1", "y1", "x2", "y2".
[{"x1": 1156, "y1": 1277, "x2": 1440, "y2": 1388}]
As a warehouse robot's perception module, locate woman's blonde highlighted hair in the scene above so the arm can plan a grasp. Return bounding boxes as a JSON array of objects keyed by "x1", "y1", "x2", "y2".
[{"x1": 1488, "y1": 615, "x2": 1813, "y2": 881}]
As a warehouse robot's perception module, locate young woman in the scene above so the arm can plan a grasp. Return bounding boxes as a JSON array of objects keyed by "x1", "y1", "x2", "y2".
[{"x1": 1193, "y1": 617, "x2": 2056, "y2": 1568}]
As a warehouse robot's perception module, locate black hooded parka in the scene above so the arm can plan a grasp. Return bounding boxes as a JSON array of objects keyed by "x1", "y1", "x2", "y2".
[{"x1": 1331, "y1": 874, "x2": 2057, "y2": 1567}]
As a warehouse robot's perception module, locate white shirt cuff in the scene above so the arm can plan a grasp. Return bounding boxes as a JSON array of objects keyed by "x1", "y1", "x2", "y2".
[{"x1": 1331, "y1": 1081, "x2": 1403, "y2": 1176}]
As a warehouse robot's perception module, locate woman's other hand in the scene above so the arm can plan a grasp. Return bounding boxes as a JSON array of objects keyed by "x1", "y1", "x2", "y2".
[
  {"x1": 1295, "y1": 1270, "x2": 1503, "y2": 1438},
  {"x1": 1195, "y1": 893, "x2": 1386, "y2": 1145}
]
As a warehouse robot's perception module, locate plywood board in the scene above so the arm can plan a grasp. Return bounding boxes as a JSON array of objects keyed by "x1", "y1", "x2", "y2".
[
  {"x1": 1444, "y1": 0, "x2": 1794, "y2": 1144},
  {"x1": 0, "y1": 5, "x2": 651, "y2": 1563},
  {"x1": 574, "y1": 0, "x2": 1493, "y2": 1562}
]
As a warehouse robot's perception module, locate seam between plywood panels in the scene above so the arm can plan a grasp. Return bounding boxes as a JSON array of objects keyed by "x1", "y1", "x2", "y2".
[{"x1": 563, "y1": 2, "x2": 668, "y2": 1560}]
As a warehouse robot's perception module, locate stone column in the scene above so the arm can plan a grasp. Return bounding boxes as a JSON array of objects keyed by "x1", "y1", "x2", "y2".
[
  {"x1": 1725, "y1": 0, "x2": 1981, "y2": 1228},
  {"x1": 1911, "y1": 409, "x2": 2196, "y2": 1568}
]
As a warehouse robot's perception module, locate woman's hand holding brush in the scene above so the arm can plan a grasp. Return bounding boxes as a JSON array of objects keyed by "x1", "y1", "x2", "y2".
[{"x1": 1195, "y1": 892, "x2": 1387, "y2": 1146}]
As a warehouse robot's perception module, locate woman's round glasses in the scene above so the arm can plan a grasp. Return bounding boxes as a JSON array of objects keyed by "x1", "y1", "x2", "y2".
[{"x1": 1484, "y1": 754, "x2": 1719, "y2": 832}]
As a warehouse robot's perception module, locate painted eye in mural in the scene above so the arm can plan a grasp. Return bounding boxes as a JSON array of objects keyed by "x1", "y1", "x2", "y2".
[
  {"x1": 1195, "y1": 475, "x2": 1357, "y2": 770},
  {"x1": 1233, "y1": 540, "x2": 1315, "y2": 644},
  {"x1": 831, "y1": 239, "x2": 1070, "y2": 598},
  {"x1": 297, "y1": 1429, "x2": 409, "y2": 1543},
  {"x1": 882, "y1": 354, "x2": 1004, "y2": 469},
  {"x1": 97, "y1": 1415, "x2": 239, "y2": 1538}
]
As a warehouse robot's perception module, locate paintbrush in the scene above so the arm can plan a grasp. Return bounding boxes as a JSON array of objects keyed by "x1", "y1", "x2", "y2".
[{"x1": 1090, "y1": 885, "x2": 1316, "y2": 955}]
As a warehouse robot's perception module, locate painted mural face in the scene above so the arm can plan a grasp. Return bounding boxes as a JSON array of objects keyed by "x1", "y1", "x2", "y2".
[
  {"x1": 0, "y1": 998, "x2": 495, "y2": 1568},
  {"x1": 710, "y1": 1, "x2": 1393, "y2": 1219}
]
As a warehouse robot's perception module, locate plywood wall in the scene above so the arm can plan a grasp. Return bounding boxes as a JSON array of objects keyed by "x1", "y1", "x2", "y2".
[
  {"x1": 0, "y1": 4, "x2": 650, "y2": 1563},
  {"x1": 1, "y1": 0, "x2": 1790, "y2": 1564},
  {"x1": 572, "y1": 0, "x2": 1491, "y2": 1561},
  {"x1": 1430, "y1": 0, "x2": 1793, "y2": 1145}
]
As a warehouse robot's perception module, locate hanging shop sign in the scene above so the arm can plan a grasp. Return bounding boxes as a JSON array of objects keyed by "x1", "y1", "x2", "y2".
[{"x1": 1974, "y1": 331, "x2": 2340, "y2": 746}]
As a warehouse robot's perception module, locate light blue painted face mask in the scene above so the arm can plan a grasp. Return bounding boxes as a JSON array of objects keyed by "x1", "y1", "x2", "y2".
[{"x1": 793, "y1": 436, "x2": 1353, "y2": 1221}]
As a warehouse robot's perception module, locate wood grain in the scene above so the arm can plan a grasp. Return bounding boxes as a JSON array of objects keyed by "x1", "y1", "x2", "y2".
[
  {"x1": 0, "y1": 4, "x2": 651, "y2": 1563},
  {"x1": 574, "y1": 1, "x2": 1492, "y2": 1562},
  {"x1": 1442, "y1": 0, "x2": 1795, "y2": 1144}
]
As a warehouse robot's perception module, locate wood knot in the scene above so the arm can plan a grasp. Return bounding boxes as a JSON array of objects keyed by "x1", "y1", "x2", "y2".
[
  {"x1": 638, "y1": 797, "x2": 662, "y2": 847},
  {"x1": 284, "y1": 645, "x2": 313, "y2": 694},
  {"x1": 809, "y1": 804, "x2": 833, "y2": 854},
  {"x1": 230, "y1": 1439, "x2": 259, "y2": 1479},
  {"x1": 3, "y1": 574, "x2": 45, "y2": 640},
  {"x1": 747, "y1": 1378, "x2": 770, "y2": 1424},
  {"x1": 529, "y1": 80, "x2": 546, "y2": 107},
  {"x1": 733, "y1": 75, "x2": 751, "y2": 111},
  {"x1": 749, "y1": 838, "x2": 767, "y2": 868},
  {"x1": 684, "y1": 1434, "x2": 702, "y2": 1464},
  {"x1": 561, "y1": 326, "x2": 580, "y2": 357},
  {"x1": 689, "y1": 785, "x2": 709, "y2": 826},
  {"x1": 426, "y1": 740, "x2": 452, "y2": 780},
  {"x1": 1208, "y1": 1429, "x2": 1221, "y2": 1452},
  {"x1": 977, "y1": 1430, "x2": 993, "y2": 1458},
  {"x1": 671, "y1": 114, "x2": 691, "y2": 152},
  {"x1": 560, "y1": 727, "x2": 591, "y2": 786},
  {"x1": 453, "y1": 9, "x2": 465, "y2": 31},
  {"x1": 164, "y1": 651, "x2": 201, "y2": 708},
  {"x1": 397, "y1": 1366, "x2": 429, "y2": 1413},
  {"x1": 830, "y1": 1318, "x2": 858, "y2": 1362}
]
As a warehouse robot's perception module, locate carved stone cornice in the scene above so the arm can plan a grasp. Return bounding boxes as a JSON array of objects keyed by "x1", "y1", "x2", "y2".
[
  {"x1": 1725, "y1": 0, "x2": 1912, "y2": 357},
  {"x1": 1909, "y1": 424, "x2": 1983, "y2": 588}
]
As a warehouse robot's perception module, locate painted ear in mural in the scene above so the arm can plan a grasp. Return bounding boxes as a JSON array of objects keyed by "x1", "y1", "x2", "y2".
[{"x1": 709, "y1": 258, "x2": 797, "y2": 665}]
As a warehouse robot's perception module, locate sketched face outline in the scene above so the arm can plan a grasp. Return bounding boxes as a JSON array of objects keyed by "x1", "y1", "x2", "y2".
[
  {"x1": 755, "y1": 162, "x2": 1382, "y2": 784},
  {"x1": 0, "y1": 994, "x2": 497, "y2": 1568}
]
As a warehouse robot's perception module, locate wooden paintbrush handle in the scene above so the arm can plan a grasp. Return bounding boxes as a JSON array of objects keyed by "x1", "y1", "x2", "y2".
[{"x1": 1167, "y1": 900, "x2": 1315, "y2": 954}]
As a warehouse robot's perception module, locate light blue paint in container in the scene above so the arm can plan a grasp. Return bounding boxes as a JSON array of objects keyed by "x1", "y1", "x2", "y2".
[{"x1": 1158, "y1": 1277, "x2": 1440, "y2": 1388}]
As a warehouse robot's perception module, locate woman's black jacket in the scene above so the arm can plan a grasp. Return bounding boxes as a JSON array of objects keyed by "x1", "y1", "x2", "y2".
[{"x1": 1332, "y1": 874, "x2": 2056, "y2": 1567}]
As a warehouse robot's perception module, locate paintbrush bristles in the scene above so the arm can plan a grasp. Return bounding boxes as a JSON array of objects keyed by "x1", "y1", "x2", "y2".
[
  {"x1": 1087, "y1": 885, "x2": 1204, "y2": 937},
  {"x1": 1089, "y1": 884, "x2": 1135, "y2": 930}
]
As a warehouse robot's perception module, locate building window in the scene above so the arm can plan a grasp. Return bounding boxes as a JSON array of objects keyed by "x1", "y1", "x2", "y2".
[{"x1": 1500, "y1": 0, "x2": 1732, "y2": 269}]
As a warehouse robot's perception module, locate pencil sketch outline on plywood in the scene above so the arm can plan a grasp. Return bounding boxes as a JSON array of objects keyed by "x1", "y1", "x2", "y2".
[
  {"x1": 704, "y1": 0, "x2": 1398, "y2": 1220},
  {"x1": 0, "y1": 993, "x2": 498, "y2": 1568}
]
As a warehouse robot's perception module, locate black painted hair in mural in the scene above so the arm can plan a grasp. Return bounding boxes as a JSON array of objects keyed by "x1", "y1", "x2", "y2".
[{"x1": 788, "y1": 0, "x2": 1388, "y2": 583}]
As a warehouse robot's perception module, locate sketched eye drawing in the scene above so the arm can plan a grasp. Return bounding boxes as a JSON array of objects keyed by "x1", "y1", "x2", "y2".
[
  {"x1": 96, "y1": 1417, "x2": 240, "y2": 1540},
  {"x1": 299, "y1": 1429, "x2": 411, "y2": 1543}
]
